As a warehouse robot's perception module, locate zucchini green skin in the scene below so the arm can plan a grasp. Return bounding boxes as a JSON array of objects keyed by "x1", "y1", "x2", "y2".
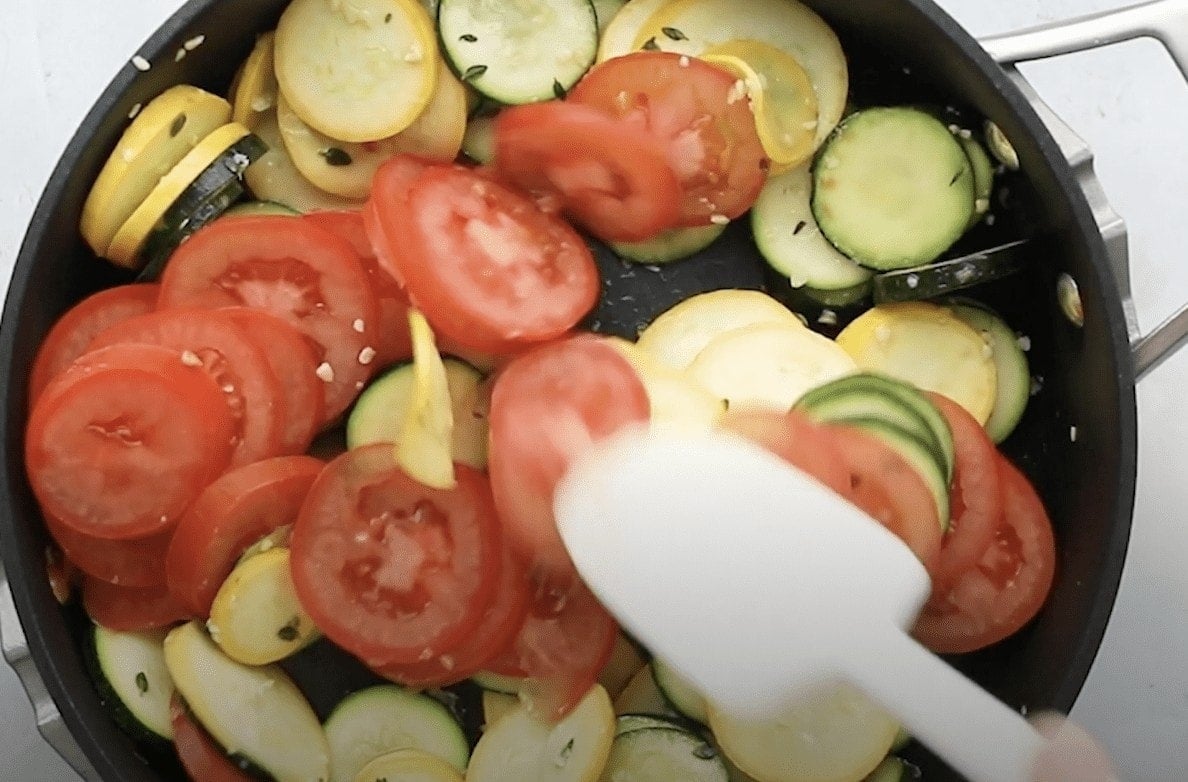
[
  {"x1": 136, "y1": 133, "x2": 268, "y2": 281},
  {"x1": 437, "y1": 0, "x2": 599, "y2": 105},
  {"x1": 947, "y1": 299, "x2": 1031, "y2": 443},
  {"x1": 83, "y1": 626, "x2": 174, "y2": 749},
  {"x1": 611, "y1": 224, "x2": 727, "y2": 266},
  {"x1": 812, "y1": 107, "x2": 974, "y2": 271},
  {"x1": 603, "y1": 726, "x2": 730, "y2": 782},
  {"x1": 651, "y1": 658, "x2": 709, "y2": 724}
]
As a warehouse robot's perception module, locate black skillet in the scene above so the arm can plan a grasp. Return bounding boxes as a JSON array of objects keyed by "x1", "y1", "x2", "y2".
[{"x1": 5, "y1": 0, "x2": 1188, "y2": 779}]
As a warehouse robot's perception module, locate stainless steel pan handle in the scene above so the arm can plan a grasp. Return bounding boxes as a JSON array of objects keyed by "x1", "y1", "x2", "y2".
[{"x1": 979, "y1": 0, "x2": 1188, "y2": 380}]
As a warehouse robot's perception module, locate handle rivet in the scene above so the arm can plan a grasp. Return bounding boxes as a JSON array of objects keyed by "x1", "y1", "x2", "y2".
[{"x1": 1057, "y1": 273, "x2": 1084, "y2": 327}]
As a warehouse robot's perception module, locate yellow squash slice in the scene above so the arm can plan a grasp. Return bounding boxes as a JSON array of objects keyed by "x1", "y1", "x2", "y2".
[
  {"x1": 631, "y1": 0, "x2": 848, "y2": 145},
  {"x1": 104, "y1": 122, "x2": 249, "y2": 267},
  {"x1": 231, "y1": 31, "x2": 278, "y2": 127},
  {"x1": 396, "y1": 309, "x2": 456, "y2": 490},
  {"x1": 708, "y1": 683, "x2": 899, "y2": 782},
  {"x1": 688, "y1": 321, "x2": 858, "y2": 412},
  {"x1": 207, "y1": 548, "x2": 319, "y2": 666},
  {"x1": 245, "y1": 111, "x2": 366, "y2": 213},
  {"x1": 277, "y1": 57, "x2": 466, "y2": 199},
  {"x1": 702, "y1": 39, "x2": 820, "y2": 171},
  {"x1": 637, "y1": 289, "x2": 805, "y2": 372},
  {"x1": 275, "y1": 0, "x2": 438, "y2": 143},
  {"x1": 353, "y1": 749, "x2": 463, "y2": 782},
  {"x1": 81, "y1": 85, "x2": 231, "y2": 257},
  {"x1": 835, "y1": 302, "x2": 998, "y2": 424},
  {"x1": 595, "y1": 0, "x2": 669, "y2": 62}
]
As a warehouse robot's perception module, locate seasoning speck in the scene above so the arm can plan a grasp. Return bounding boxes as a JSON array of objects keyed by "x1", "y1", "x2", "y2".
[
  {"x1": 818, "y1": 309, "x2": 838, "y2": 326},
  {"x1": 277, "y1": 621, "x2": 300, "y2": 642},
  {"x1": 184, "y1": 35, "x2": 206, "y2": 51},
  {"x1": 127, "y1": 103, "x2": 143, "y2": 119},
  {"x1": 175, "y1": 48, "x2": 187, "y2": 62},
  {"x1": 1017, "y1": 335, "x2": 1032, "y2": 352},
  {"x1": 135, "y1": 672, "x2": 149, "y2": 694},
  {"x1": 462, "y1": 64, "x2": 488, "y2": 81},
  {"x1": 552, "y1": 79, "x2": 567, "y2": 100},
  {"x1": 1069, "y1": 425, "x2": 1078, "y2": 443},
  {"x1": 352, "y1": 319, "x2": 366, "y2": 334},
  {"x1": 661, "y1": 26, "x2": 687, "y2": 41},
  {"x1": 459, "y1": 33, "x2": 477, "y2": 42},
  {"x1": 319, "y1": 147, "x2": 353, "y2": 167},
  {"x1": 709, "y1": 214, "x2": 730, "y2": 226},
  {"x1": 679, "y1": 55, "x2": 690, "y2": 68},
  {"x1": 316, "y1": 362, "x2": 335, "y2": 383},
  {"x1": 131, "y1": 55, "x2": 151, "y2": 72},
  {"x1": 641, "y1": 37, "x2": 660, "y2": 51},
  {"x1": 905, "y1": 274, "x2": 919, "y2": 289},
  {"x1": 793, "y1": 220, "x2": 807, "y2": 235},
  {"x1": 180, "y1": 350, "x2": 203, "y2": 367},
  {"x1": 358, "y1": 347, "x2": 377, "y2": 366}
]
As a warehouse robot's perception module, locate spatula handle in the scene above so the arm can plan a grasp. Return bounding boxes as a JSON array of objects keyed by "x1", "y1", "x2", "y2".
[{"x1": 848, "y1": 630, "x2": 1047, "y2": 782}]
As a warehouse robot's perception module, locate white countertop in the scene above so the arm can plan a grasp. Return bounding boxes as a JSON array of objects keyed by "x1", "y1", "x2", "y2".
[{"x1": 3, "y1": 0, "x2": 1188, "y2": 779}]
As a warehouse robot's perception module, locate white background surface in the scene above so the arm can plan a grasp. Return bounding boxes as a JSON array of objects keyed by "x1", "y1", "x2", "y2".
[{"x1": 3, "y1": 0, "x2": 1188, "y2": 779}]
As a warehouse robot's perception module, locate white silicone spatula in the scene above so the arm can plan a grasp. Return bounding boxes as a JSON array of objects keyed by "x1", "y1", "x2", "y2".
[{"x1": 552, "y1": 425, "x2": 1049, "y2": 782}]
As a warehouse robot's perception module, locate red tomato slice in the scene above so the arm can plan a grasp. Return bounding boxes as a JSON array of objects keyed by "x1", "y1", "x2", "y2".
[
  {"x1": 721, "y1": 409, "x2": 852, "y2": 498},
  {"x1": 825, "y1": 424, "x2": 943, "y2": 569},
  {"x1": 925, "y1": 393, "x2": 1004, "y2": 590},
  {"x1": 166, "y1": 455, "x2": 324, "y2": 618},
  {"x1": 157, "y1": 215, "x2": 380, "y2": 423},
  {"x1": 28, "y1": 284, "x2": 159, "y2": 402},
  {"x1": 26, "y1": 344, "x2": 236, "y2": 540},
  {"x1": 170, "y1": 696, "x2": 258, "y2": 782},
  {"x1": 493, "y1": 101, "x2": 683, "y2": 242},
  {"x1": 88, "y1": 307, "x2": 285, "y2": 467},
  {"x1": 569, "y1": 51, "x2": 769, "y2": 226},
  {"x1": 82, "y1": 576, "x2": 189, "y2": 631},
  {"x1": 488, "y1": 335, "x2": 651, "y2": 576},
  {"x1": 369, "y1": 163, "x2": 600, "y2": 354},
  {"x1": 289, "y1": 445, "x2": 501, "y2": 666},
  {"x1": 44, "y1": 513, "x2": 172, "y2": 588},
  {"x1": 484, "y1": 576, "x2": 618, "y2": 721},
  {"x1": 303, "y1": 210, "x2": 413, "y2": 368},
  {"x1": 377, "y1": 541, "x2": 533, "y2": 689},
  {"x1": 221, "y1": 307, "x2": 325, "y2": 455},
  {"x1": 913, "y1": 455, "x2": 1057, "y2": 654},
  {"x1": 362, "y1": 154, "x2": 434, "y2": 291}
]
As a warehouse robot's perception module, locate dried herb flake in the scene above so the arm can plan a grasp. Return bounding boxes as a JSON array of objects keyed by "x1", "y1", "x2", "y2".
[
  {"x1": 462, "y1": 64, "x2": 488, "y2": 81},
  {"x1": 793, "y1": 220, "x2": 807, "y2": 235},
  {"x1": 459, "y1": 33, "x2": 478, "y2": 42},
  {"x1": 277, "y1": 619, "x2": 300, "y2": 642},
  {"x1": 169, "y1": 113, "x2": 187, "y2": 138},
  {"x1": 950, "y1": 168, "x2": 965, "y2": 186},
  {"x1": 552, "y1": 79, "x2": 567, "y2": 100},
  {"x1": 641, "y1": 37, "x2": 660, "y2": 51},
  {"x1": 384, "y1": 12, "x2": 392, "y2": 22},
  {"x1": 319, "y1": 147, "x2": 353, "y2": 167},
  {"x1": 135, "y1": 672, "x2": 149, "y2": 694},
  {"x1": 662, "y1": 26, "x2": 687, "y2": 41}
]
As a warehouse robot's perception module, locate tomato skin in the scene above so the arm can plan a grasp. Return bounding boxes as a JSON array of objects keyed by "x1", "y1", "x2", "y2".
[
  {"x1": 44, "y1": 513, "x2": 172, "y2": 588},
  {"x1": 222, "y1": 307, "x2": 325, "y2": 454},
  {"x1": 825, "y1": 424, "x2": 943, "y2": 569},
  {"x1": 302, "y1": 210, "x2": 414, "y2": 368},
  {"x1": 170, "y1": 696, "x2": 258, "y2": 782},
  {"x1": 721, "y1": 409, "x2": 852, "y2": 498},
  {"x1": 488, "y1": 335, "x2": 651, "y2": 576},
  {"x1": 157, "y1": 215, "x2": 380, "y2": 424},
  {"x1": 370, "y1": 163, "x2": 600, "y2": 354},
  {"x1": 913, "y1": 456, "x2": 1057, "y2": 655},
  {"x1": 484, "y1": 576, "x2": 619, "y2": 721},
  {"x1": 377, "y1": 541, "x2": 532, "y2": 689},
  {"x1": 289, "y1": 445, "x2": 502, "y2": 667},
  {"x1": 166, "y1": 455, "x2": 324, "y2": 618},
  {"x1": 26, "y1": 344, "x2": 236, "y2": 540},
  {"x1": 569, "y1": 52, "x2": 769, "y2": 226},
  {"x1": 925, "y1": 393, "x2": 1004, "y2": 590},
  {"x1": 28, "y1": 283, "x2": 159, "y2": 402},
  {"x1": 82, "y1": 577, "x2": 189, "y2": 631},
  {"x1": 493, "y1": 101, "x2": 683, "y2": 242},
  {"x1": 88, "y1": 307, "x2": 286, "y2": 467}
]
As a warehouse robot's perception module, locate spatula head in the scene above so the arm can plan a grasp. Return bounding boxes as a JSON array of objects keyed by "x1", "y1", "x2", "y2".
[{"x1": 553, "y1": 425, "x2": 932, "y2": 718}]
